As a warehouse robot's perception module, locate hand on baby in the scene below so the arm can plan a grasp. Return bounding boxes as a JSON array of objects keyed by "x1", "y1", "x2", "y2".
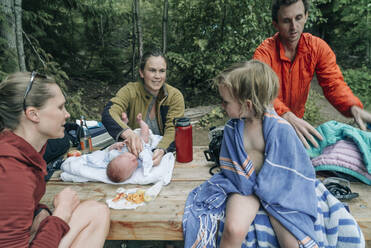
[
  {"x1": 109, "y1": 142, "x2": 125, "y2": 151},
  {"x1": 121, "y1": 129, "x2": 143, "y2": 156}
]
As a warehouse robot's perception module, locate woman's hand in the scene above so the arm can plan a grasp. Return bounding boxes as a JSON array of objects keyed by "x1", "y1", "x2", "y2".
[
  {"x1": 52, "y1": 187, "x2": 80, "y2": 223},
  {"x1": 29, "y1": 209, "x2": 50, "y2": 242},
  {"x1": 152, "y1": 149, "x2": 165, "y2": 166},
  {"x1": 108, "y1": 141, "x2": 125, "y2": 151},
  {"x1": 121, "y1": 129, "x2": 143, "y2": 157}
]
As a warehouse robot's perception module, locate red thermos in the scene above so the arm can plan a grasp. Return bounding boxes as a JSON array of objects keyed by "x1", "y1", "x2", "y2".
[{"x1": 174, "y1": 117, "x2": 193, "y2": 163}]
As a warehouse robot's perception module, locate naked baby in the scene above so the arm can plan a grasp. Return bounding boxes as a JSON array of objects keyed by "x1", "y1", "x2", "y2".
[{"x1": 106, "y1": 113, "x2": 152, "y2": 182}]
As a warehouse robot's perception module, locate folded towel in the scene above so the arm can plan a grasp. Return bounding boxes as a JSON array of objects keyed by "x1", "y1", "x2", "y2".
[
  {"x1": 312, "y1": 140, "x2": 371, "y2": 185},
  {"x1": 307, "y1": 121, "x2": 371, "y2": 185}
]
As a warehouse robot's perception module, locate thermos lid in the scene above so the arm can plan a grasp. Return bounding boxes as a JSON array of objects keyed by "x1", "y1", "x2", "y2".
[{"x1": 174, "y1": 117, "x2": 190, "y2": 127}]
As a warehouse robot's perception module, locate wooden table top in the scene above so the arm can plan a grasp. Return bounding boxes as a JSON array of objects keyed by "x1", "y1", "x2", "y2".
[{"x1": 41, "y1": 146, "x2": 370, "y2": 241}]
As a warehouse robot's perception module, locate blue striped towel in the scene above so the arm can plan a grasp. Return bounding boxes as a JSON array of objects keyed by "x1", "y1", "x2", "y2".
[{"x1": 183, "y1": 111, "x2": 364, "y2": 247}]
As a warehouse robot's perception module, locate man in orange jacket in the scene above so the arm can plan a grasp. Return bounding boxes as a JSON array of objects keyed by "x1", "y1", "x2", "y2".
[{"x1": 253, "y1": 0, "x2": 371, "y2": 148}]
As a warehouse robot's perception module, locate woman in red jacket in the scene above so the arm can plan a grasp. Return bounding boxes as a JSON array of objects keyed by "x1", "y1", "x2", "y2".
[{"x1": 0, "y1": 72, "x2": 110, "y2": 247}]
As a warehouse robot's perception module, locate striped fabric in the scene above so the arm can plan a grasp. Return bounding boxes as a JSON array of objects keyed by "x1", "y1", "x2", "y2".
[
  {"x1": 183, "y1": 111, "x2": 364, "y2": 247},
  {"x1": 215, "y1": 181, "x2": 364, "y2": 248}
]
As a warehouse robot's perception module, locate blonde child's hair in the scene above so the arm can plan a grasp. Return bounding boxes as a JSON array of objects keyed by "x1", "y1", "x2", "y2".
[{"x1": 214, "y1": 60, "x2": 279, "y2": 118}]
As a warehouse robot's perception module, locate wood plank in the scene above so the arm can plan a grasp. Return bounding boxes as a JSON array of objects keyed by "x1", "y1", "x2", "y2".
[
  {"x1": 42, "y1": 146, "x2": 371, "y2": 241},
  {"x1": 41, "y1": 181, "x2": 201, "y2": 240},
  {"x1": 348, "y1": 183, "x2": 371, "y2": 241}
]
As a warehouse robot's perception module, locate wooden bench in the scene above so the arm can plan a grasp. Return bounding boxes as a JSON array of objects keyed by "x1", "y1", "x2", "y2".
[{"x1": 41, "y1": 146, "x2": 371, "y2": 241}]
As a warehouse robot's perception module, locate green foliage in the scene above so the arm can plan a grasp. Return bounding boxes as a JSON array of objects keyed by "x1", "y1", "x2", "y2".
[
  {"x1": 165, "y1": 0, "x2": 330, "y2": 107},
  {"x1": 0, "y1": 38, "x2": 18, "y2": 81},
  {"x1": 165, "y1": 0, "x2": 274, "y2": 106},
  {"x1": 0, "y1": 0, "x2": 368, "y2": 120},
  {"x1": 22, "y1": 0, "x2": 132, "y2": 83},
  {"x1": 65, "y1": 89, "x2": 86, "y2": 120},
  {"x1": 164, "y1": 1, "x2": 250, "y2": 105},
  {"x1": 307, "y1": 0, "x2": 332, "y2": 27},
  {"x1": 21, "y1": 31, "x2": 87, "y2": 120},
  {"x1": 20, "y1": 0, "x2": 134, "y2": 119},
  {"x1": 316, "y1": 0, "x2": 370, "y2": 67},
  {"x1": 343, "y1": 66, "x2": 371, "y2": 107},
  {"x1": 197, "y1": 106, "x2": 226, "y2": 128},
  {"x1": 304, "y1": 90, "x2": 325, "y2": 126}
]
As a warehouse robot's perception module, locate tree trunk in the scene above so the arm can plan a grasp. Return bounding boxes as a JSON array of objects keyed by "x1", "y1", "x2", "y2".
[
  {"x1": 367, "y1": 7, "x2": 370, "y2": 64},
  {"x1": 131, "y1": 0, "x2": 137, "y2": 81},
  {"x1": 134, "y1": 0, "x2": 143, "y2": 61},
  {"x1": 220, "y1": 0, "x2": 227, "y2": 43},
  {"x1": 14, "y1": 0, "x2": 26, "y2": 71},
  {"x1": 162, "y1": 0, "x2": 168, "y2": 54},
  {"x1": 0, "y1": 0, "x2": 19, "y2": 71}
]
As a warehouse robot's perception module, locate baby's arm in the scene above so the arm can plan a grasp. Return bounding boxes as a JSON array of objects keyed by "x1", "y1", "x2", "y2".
[
  {"x1": 108, "y1": 142, "x2": 125, "y2": 151},
  {"x1": 220, "y1": 194, "x2": 260, "y2": 247}
]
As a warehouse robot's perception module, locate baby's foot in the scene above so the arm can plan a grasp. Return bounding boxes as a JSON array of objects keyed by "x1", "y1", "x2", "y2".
[
  {"x1": 136, "y1": 113, "x2": 150, "y2": 143},
  {"x1": 122, "y1": 112, "x2": 129, "y2": 124},
  {"x1": 136, "y1": 113, "x2": 143, "y2": 123}
]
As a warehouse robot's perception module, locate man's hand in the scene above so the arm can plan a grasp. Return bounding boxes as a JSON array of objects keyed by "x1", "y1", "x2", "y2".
[
  {"x1": 121, "y1": 129, "x2": 143, "y2": 157},
  {"x1": 350, "y1": 106, "x2": 371, "y2": 131},
  {"x1": 282, "y1": 112, "x2": 323, "y2": 149},
  {"x1": 152, "y1": 149, "x2": 165, "y2": 166}
]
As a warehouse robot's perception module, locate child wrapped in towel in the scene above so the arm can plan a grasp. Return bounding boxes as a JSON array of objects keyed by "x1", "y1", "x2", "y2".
[{"x1": 182, "y1": 60, "x2": 364, "y2": 248}]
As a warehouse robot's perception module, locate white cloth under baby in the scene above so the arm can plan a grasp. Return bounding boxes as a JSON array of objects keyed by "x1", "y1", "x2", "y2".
[
  {"x1": 60, "y1": 132, "x2": 175, "y2": 185},
  {"x1": 61, "y1": 152, "x2": 174, "y2": 185}
]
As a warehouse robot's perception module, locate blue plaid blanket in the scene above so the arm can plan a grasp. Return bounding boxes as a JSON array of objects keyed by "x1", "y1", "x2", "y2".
[{"x1": 183, "y1": 112, "x2": 364, "y2": 247}]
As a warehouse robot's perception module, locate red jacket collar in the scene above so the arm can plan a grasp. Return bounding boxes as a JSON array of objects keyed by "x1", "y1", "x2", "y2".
[
  {"x1": 0, "y1": 131, "x2": 47, "y2": 174},
  {"x1": 275, "y1": 32, "x2": 310, "y2": 62}
]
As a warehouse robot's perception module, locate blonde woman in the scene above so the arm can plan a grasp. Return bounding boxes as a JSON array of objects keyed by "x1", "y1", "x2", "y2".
[{"x1": 0, "y1": 72, "x2": 110, "y2": 247}]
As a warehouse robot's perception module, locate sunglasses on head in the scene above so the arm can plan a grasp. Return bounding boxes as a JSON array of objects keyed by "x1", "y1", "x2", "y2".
[{"x1": 23, "y1": 71, "x2": 47, "y2": 111}]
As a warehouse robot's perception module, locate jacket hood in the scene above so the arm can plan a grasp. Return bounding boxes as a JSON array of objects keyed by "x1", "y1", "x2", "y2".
[{"x1": 0, "y1": 131, "x2": 47, "y2": 174}]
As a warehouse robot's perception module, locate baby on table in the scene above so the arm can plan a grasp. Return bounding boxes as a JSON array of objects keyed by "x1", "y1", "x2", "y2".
[{"x1": 106, "y1": 113, "x2": 152, "y2": 183}]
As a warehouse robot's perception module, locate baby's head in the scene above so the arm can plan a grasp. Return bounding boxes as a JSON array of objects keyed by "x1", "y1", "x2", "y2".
[
  {"x1": 106, "y1": 152, "x2": 138, "y2": 183},
  {"x1": 214, "y1": 60, "x2": 279, "y2": 118}
]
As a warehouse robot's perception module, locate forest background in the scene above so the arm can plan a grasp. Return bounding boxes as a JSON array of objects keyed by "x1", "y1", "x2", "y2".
[{"x1": 1, "y1": 0, "x2": 370, "y2": 131}]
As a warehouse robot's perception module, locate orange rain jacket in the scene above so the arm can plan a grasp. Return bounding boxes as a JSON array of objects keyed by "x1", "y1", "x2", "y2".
[{"x1": 253, "y1": 33, "x2": 363, "y2": 118}]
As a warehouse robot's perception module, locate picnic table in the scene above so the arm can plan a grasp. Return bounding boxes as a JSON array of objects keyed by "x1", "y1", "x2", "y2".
[{"x1": 41, "y1": 146, "x2": 370, "y2": 241}]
